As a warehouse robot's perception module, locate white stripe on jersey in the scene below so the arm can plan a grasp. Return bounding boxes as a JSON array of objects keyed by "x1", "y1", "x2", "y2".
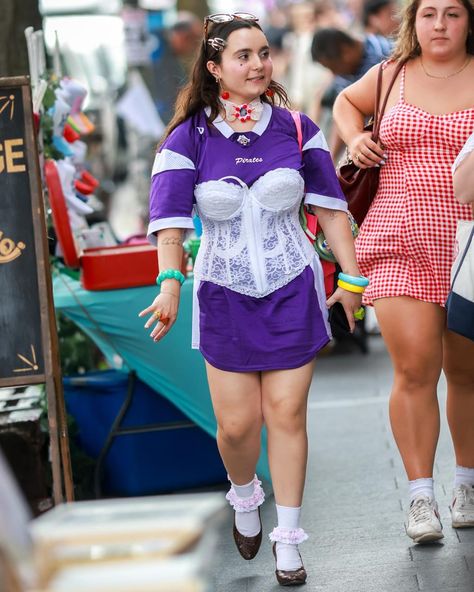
[
  {"x1": 151, "y1": 149, "x2": 195, "y2": 176},
  {"x1": 302, "y1": 130, "x2": 330, "y2": 153}
]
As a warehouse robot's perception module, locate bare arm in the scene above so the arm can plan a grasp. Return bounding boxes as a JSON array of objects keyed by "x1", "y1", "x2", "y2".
[
  {"x1": 328, "y1": 128, "x2": 345, "y2": 164},
  {"x1": 314, "y1": 207, "x2": 362, "y2": 332},
  {"x1": 139, "y1": 228, "x2": 185, "y2": 342},
  {"x1": 333, "y1": 65, "x2": 386, "y2": 169},
  {"x1": 453, "y1": 150, "x2": 474, "y2": 204}
]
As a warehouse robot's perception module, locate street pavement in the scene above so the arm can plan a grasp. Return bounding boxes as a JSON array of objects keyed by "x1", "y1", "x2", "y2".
[{"x1": 210, "y1": 336, "x2": 474, "y2": 592}]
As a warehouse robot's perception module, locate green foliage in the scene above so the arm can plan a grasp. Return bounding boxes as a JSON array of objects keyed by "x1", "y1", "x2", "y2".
[{"x1": 57, "y1": 312, "x2": 103, "y2": 376}]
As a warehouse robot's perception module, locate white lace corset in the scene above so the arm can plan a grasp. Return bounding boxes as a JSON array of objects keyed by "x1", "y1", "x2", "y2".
[{"x1": 193, "y1": 168, "x2": 315, "y2": 297}]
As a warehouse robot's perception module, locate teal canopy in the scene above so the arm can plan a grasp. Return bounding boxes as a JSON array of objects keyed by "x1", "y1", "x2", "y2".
[{"x1": 53, "y1": 273, "x2": 270, "y2": 481}]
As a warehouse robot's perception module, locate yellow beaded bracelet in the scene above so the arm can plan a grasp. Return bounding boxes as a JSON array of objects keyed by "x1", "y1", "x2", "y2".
[{"x1": 337, "y1": 279, "x2": 366, "y2": 294}]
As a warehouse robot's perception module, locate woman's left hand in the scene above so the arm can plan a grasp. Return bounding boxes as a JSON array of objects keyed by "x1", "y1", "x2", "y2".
[
  {"x1": 326, "y1": 287, "x2": 363, "y2": 333},
  {"x1": 138, "y1": 291, "x2": 180, "y2": 342}
]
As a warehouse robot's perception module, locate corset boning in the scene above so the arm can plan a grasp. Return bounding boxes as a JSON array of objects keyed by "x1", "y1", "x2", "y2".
[{"x1": 193, "y1": 168, "x2": 315, "y2": 297}]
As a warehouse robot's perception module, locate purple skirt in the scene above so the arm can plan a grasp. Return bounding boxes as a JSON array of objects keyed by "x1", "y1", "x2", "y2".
[{"x1": 197, "y1": 265, "x2": 330, "y2": 372}]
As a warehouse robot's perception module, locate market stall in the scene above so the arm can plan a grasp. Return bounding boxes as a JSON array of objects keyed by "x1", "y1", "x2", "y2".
[{"x1": 53, "y1": 272, "x2": 271, "y2": 483}]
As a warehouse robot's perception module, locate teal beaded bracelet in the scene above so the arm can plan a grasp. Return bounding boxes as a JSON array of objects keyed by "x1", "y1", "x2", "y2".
[
  {"x1": 337, "y1": 272, "x2": 369, "y2": 288},
  {"x1": 156, "y1": 269, "x2": 185, "y2": 288}
]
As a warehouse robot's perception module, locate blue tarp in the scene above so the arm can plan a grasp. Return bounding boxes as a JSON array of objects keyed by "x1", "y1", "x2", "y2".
[{"x1": 53, "y1": 272, "x2": 270, "y2": 480}]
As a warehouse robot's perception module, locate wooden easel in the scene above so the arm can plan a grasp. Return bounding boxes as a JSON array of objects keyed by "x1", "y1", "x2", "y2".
[{"x1": 0, "y1": 76, "x2": 73, "y2": 504}]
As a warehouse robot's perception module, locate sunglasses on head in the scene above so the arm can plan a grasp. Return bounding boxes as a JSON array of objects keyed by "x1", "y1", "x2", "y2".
[{"x1": 203, "y1": 12, "x2": 259, "y2": 40}]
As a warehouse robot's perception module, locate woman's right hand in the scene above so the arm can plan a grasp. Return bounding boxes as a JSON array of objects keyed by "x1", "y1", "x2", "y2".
[
  {"x1": 138, "y1": 291, "x2": 180, "y2": 343},
  {"x1": 348, "y1": 132, "x2": 386, "y2": 169}
]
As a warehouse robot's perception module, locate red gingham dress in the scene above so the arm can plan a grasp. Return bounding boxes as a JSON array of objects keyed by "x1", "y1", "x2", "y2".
[{"x1": 356, "y1": 63, "x2": 474, "y2": 307}]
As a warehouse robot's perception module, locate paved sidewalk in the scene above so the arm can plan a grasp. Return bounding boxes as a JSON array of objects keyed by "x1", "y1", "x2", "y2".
[{"x1": 210, "y1": 336, "x2": 474, "y2": 592}]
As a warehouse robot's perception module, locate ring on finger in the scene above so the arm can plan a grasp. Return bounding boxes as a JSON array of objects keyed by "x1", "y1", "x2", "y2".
[
  {"x1": 152, "y1": 310, "x2": 161, "y2": 321},
  {"x1": 354, "y1": 153, "x2": 361, "y2": 162}
]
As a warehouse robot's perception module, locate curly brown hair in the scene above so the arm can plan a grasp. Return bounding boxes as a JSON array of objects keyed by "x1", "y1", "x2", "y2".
[
  {"x1": 161, "y1": 18, "x2": 290, "y2": 144},
  {"x1": 392, "y1": 0, "x2": 474, "y2": 62}
]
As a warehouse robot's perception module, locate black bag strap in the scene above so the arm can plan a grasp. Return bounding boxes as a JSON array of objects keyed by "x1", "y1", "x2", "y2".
[
  {"x1": 451, "y1": 224, "x2": 474, "y2": 290},
  {"x1": 372, "y1": 59, "x2": 406, "y2": 142}
]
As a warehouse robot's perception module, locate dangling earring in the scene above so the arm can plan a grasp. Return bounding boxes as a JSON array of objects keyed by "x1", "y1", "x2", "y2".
[
  {"x1": 265, "y1": 88, "x2": 274, "y2": 97},
  {"x1": 215, "y1": 76, "x2": 230, "y2": 100}
]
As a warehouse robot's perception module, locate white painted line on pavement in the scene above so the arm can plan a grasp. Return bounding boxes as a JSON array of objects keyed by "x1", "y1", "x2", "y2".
[{"x1": 308, "y1": 395, "x2": 389, "y2": 410}]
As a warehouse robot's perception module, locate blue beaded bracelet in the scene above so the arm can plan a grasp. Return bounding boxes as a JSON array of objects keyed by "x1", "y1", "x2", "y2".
[
  {"x1": 337, "y1": 272, "x2": 370, "y2": 288},
  {"x1": 156, "y1": 269, "x2": 186, "y2": 288}
]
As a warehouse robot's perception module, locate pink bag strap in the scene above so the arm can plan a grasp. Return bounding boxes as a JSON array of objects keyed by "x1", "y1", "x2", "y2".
[
  {"x1": 290, "y1": 110, "x2": 318, "y2": 239},
  {"x1": 290, "y1": 110, "x2": 303, "y2": 153}
]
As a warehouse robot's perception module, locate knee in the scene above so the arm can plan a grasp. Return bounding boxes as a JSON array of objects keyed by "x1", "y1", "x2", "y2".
[
  {"x1": 264, "y1": 397, "x2": 306, "y2": 433},
  {"x1": 444, "y1": 363, "x2": 474, "y2": 391},
  {"x1": 218, "y1": 416, "x2": 263, "y2": 446},
  {"x1": 394, "y1": 362, "x2": 440, "y2": 392}
]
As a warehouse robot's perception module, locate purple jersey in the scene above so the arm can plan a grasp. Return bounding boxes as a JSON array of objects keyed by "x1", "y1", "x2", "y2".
[{"x1": 148, "y1": 104, "x2": 347, "y2": 372}]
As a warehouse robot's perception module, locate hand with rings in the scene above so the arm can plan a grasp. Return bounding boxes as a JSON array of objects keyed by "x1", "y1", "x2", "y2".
[
  {"x1": 348, "y1": 132, "x2": 386, "y2": 169},
  {"x1": 138, "y1": 291, "x2": 179, "y2": 342}
]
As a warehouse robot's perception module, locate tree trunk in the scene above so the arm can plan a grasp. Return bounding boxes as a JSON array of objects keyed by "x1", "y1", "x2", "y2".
[{"x1": 0, "y1": 0, "x2": 42, "y2": 77}]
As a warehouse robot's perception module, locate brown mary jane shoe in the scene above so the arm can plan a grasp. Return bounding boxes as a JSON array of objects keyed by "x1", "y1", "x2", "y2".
[
  {"x1": 232, "y1": 507, "x2": 262, "y2": 560},
  {"x1": 272, "y1": 542, "x2": 307, "y2": 586}
]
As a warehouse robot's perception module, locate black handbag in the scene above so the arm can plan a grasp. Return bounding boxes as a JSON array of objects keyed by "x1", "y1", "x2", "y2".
[{"x1": 337, "y1": 60, "x2": 406, "y2": 226}]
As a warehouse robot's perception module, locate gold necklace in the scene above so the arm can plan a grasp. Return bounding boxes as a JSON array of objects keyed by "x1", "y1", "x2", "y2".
[{"x1": 420, "y1": 56, "x2": 472, "y2": 79}]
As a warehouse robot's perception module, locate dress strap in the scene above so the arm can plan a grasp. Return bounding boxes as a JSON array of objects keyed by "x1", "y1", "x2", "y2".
[{"x1": 399, "y1": 63, "x2": 407, "y2": 102}]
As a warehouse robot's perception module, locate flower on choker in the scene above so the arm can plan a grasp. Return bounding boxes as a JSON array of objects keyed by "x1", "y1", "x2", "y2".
[{"x1": 219, "y1": 97, "x2": 263, "y2": 122}]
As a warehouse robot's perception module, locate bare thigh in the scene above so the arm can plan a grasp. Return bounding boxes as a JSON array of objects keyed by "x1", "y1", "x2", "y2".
[
  {"x1": 261, "y1": 360, "x2": 315, "y2": 420},
  {"x1": 374, "y1": 297, "x2": 444, "y2": 385},
  {"x1": 443, "y1": 329, "x2": 474, "y2": 385},
  {"x1": 205, "y1": 362, "x2": 263, "y2": 430}
]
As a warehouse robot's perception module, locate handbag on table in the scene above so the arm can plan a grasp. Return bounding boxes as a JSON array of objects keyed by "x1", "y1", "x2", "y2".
[
  {"x1": 336, "y1": 59, "x2": 406, "y2": 226},
  {"x1": 446, "y1": 219, "x2": 474, "y2": 342}
]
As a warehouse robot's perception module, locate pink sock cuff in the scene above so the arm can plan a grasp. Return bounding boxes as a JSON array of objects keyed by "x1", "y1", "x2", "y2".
[
  {"x1": 226, "y1": 475, "x2": 265, "y2": 512},
  {"x1": 269, "y1": 527, "x2": 308, "y2": 545}
]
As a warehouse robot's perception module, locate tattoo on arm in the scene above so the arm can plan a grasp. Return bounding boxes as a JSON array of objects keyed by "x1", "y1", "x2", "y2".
[{"x1": 160, "y1": 237, "x2": 182, "y2": 246}]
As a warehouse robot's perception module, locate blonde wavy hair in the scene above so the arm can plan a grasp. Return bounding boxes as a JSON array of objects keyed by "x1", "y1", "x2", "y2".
[{"x1": 392, "y1": 0, "x2": 474, "y2": 62}]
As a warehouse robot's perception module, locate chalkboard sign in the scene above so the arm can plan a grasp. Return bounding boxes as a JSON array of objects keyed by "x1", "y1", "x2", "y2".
[
  {"x1": 0, "y1": 79, "x2": 45, "y2": 385},
  {"x1": 0, "y1": 77, "x2": 73, "y2": 503}
]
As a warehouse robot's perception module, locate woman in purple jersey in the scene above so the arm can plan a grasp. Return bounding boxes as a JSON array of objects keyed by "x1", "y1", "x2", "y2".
[{"x1": 139, "y1": 13, "x2": 363, "y2": 586}]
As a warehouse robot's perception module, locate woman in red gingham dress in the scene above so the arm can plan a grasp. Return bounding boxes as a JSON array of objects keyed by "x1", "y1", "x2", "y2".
[
  {"x1": 358, "y1": 61, "x2": 473, "y2": 305},
  {"x1": 334, "y1": 0, "x2": 474, "y2": 544}
]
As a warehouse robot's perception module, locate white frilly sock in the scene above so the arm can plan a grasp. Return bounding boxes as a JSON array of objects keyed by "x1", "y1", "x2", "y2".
[
  {"x1": 227, "y1": 476, "x2": 264, "y2": 537},
  {"x1": 271, "y1": 505, "x2": 307, "y2": 571}
]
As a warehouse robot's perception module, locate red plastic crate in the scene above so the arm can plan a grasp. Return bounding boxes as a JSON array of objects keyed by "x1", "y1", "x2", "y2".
[{"x1": 45, "y1": 160, "x2": 159, "y2": 290}]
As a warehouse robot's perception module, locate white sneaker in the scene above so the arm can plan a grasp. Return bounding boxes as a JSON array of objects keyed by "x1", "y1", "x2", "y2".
[
  {"x1": 451, "y1": 484, "x2": 474, "y2": 528},
  {"x1": 406, "y1": 496, "x2": 444, "y2": 543}
]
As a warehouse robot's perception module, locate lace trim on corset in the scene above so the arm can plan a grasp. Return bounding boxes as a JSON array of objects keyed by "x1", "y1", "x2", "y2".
[
  {"x1": 194, "y1": 168, "x2": 315, "y2": 298},
  {"x1": 195, "y1": 261, "x2": 310, "y2": 298},
  {"x1": 194, "y1": 213, "x2": 315, "y2": 297}
]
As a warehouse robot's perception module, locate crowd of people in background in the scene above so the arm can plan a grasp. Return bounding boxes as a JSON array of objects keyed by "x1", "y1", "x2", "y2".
[{"x1": 152, "y1": 0, "x2": 400, "y2": 151}]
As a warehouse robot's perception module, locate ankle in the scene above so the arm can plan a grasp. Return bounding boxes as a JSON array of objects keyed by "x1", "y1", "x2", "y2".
[
  {"x1": 274, "y1": 542, "x2": 303, "y2": 571},
  {"x1": 454, "y1": 465, "x2": 474, "y2": 488},
  {"x1": 226, "y1": 475, "x2": 265, "y2": 512},
  {"x1": 269, "y1": 526, "x2": 308, "y2": 545},
  {"x1": 409, "y1": 477, "x2": 434, "y2": 502}
]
